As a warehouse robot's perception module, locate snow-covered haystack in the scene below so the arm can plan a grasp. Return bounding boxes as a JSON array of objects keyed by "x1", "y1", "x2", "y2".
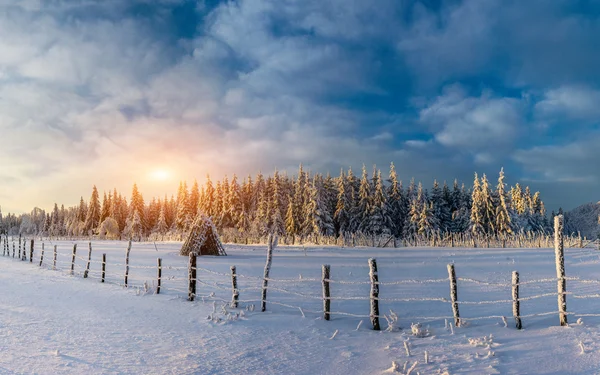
[
  {"x1": 180, "y1": 215, "x2": 227, "y2": 256},
  {"x1": 565, "y1": 202, "x2": 600, "y2": 239}
]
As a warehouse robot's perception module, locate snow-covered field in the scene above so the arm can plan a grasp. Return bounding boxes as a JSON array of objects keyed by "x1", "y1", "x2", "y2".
[{"x1": 3, "y1": 240, "x2": 600, "y2": 374}]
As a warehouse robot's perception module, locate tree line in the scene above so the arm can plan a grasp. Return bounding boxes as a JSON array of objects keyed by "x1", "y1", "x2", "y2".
[{"x1": 0, "y1": 164, "x2": 556, "y2": 241}]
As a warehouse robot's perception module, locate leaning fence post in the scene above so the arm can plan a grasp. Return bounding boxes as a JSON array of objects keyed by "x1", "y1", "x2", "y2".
[
  {"x1": 101, "y1": 253, "x2": 106, "y2": 283},
  {"x1": 322, "y1": 264, "x2": 331, "y2": 321},
  {"x1": 70, "y1": 243, "x2": 77, "y2": 275},
  {"x1": 53, "y1": 245, "x2": 57, "y2": 270},
  {"x1": 39, "y1": 243, "x2": 45, "y2": 267},
  {"x1": 368, "y1": 258, "x2": 380, "y2": 330},
  {"x1": 156, "y1": 258, "x2": 162, "y2": 294},
  {"x1": 188, "y1": 253, "x2": 197, "y2": 301},
  {"x1": 447, "y1": 263, "x2": 460, "y2": 327},
  {"x1": 124, "y1": 240, "x2": 132, "y2": 287},
  {"x1": 512, "y1": 271, "x2": 522, "y2": 329},
  {"x1": 83, "y1": 241, "x2": 92, "y2": 278},
  {"x1": 555, "y1": 215, "x2": 567, "y2": 326},
  {"x1": 29, "y1": 239, "x2": 34, "y2": 263},
  {"x1": 261, "y1": 234, "x2": 275, "y2": 312}
]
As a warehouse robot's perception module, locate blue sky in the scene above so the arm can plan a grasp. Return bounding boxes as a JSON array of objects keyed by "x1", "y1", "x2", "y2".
[{"x1": 1, "y1": 0, "x2": 599, "y2": 213}]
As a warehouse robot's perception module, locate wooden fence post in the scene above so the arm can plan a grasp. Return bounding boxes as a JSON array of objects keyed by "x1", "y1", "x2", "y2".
[
  {"x1": 447, "y1": 263, "x2": 460, "y2": 327},
  {"x1": 322, "y1": 264, "x2": 331, "y2": 321},
  {"x1": 512, "y1": 271, "x2": 522, "y2": 329},
  {"x1": 13, "y1": 242, "x2": 15, "y2": 258},
  {"x1": 18, "y1": 235, "x2": 21, "y2": 260},
  {"x1": 261, "y1": 234, "x2": 275, "y2": 312},
  {"x1": 70, "y1": 244, "x2": 77, "y2": 275},
  {"x1": 53, "y1": 245, "x2": 57, "y2": 270},
  {"x1": 188, "y1": 253, "x2": 197, "y2": 301},
  {"x1": 369, "y1": 258, "x2": 381, "y2": 331},
  {"x1": 39, "y1": 243, "x2": 45, "y2": 267},
  {"x1": 84, "y1": 242, "x2": 92, "y2": 279},
  {"x1": 29, "y1": 239, "x2": 34, "y2": 263},
  {"x1": 555, "y1": 215, "x2": 567, "y2": 326},
  {"x1": 230, "y1": 266, "x2": 239, "y2": 308},
  {"x1": 124, "y1": 240, "x2": 132, "y2": 287},
  {"x1": 368, "y1": 258, "x2": 380, "y2": 330},
  {"x1": 101, "y1": 253, "x2": 106, "y2": 283},
  {"x1": 156, "y1": 258, "x2": 162, "y2": 294}
]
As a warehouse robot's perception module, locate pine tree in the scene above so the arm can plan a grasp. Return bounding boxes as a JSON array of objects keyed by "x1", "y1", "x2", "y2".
[
  {"x1": 213, "y1": 181, "x2": 223, "y2": 227},
  {"x1": 355, "y1": 165, "x2": 371, "y2": 232},
  {"x1": 431, "y1": 180, "x2": 451, "y2": 233},
  {"x1": 154, "y1": 201, "x2": 168, "y2": 235},
  {"x1": 128, "y1": 183, "x2": 145, "y2": 235},
  {"x1": 253, "y1": 179, "x2": 270, "y2": 236},
  {"x1": 322, "y1": 173, "x2": 338, "y2": 234},
  {"x1": 470, "y1": 173, "x2": 485, "y2": 235},
  {"x1": 202, "y1": 175, "x2": 215, "y2": 217},
  {"x1": 346, "y1": 167, "x2": 359, "y2": 231},
  {"x1": 84, "y1": 186, "x2": 101, "y2": 234},
  {"x1": 405, "y1": 197, "x2": 420, "y2": 238},
  {"x1": 189, "y1": 180, "x2": 200, "y2": 217},
  {"x1": 480, "y1": 174, "x2": 496, "y2": 234},
  {"x1": 100, "y1": 192, "x2": 110, "y2": 224},
  {"x1": 511, "y1": 183, "x2": 526, "y2": 215},
  {"x1": 175, "y1": 181, "x2": 190, "y2": 231},
  {"x1": 77, "y1": 197, "x2": 87, "y2": 223},
  {"x1": 270, "y1": 171, "x2": 285, "y2": 236},
  {"x1": 146, "y1": 197, "x2": 160, "y2": 231},
  {"x1": 387, "y1": 162, "x2": 405, "y2": 237},
  {"x1": 285, "y1": 193, "x2": 296, "y2": 236},
  {"x1": 495, "y1": 168, "x2": 513, "y2": 236},
  {"x1": 368, "y1": 170, "x2": 392, "y2": 235},
  {"x1": 334, "y1": 169, "x2": 351, "y2": 235},
  {"x1": 228, "y1": 174, "x2": 244, "y2": 230}
]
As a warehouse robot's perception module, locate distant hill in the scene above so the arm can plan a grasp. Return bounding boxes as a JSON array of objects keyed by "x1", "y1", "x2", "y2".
[{"x1": 565, "y1": 202, "x2": 600, "y2": 239}]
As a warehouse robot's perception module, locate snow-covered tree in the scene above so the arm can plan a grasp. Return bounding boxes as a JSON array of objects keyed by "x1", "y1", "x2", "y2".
[{"x1": 495, "y1": 168, "x2": 513, "y2": 236}]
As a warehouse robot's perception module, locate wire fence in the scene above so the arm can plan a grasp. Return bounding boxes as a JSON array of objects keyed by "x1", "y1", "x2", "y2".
[{"x1": 2, "y1": 226, "x2": 600, "y2": 331}]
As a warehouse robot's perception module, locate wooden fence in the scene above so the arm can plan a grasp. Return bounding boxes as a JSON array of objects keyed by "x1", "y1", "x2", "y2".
[{"x1": 1, "y1": 215, "x2": 598, "y2": 330}]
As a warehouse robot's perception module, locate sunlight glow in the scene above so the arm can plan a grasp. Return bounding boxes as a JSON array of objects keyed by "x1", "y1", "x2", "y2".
[{"x1": 150, "y1": 169, "x2": 171, "y2": 181}]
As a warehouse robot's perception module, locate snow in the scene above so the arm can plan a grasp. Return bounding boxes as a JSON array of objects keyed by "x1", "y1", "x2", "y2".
[{"x1": 3, "y1": 240, "x2": 600, "y2": 374}]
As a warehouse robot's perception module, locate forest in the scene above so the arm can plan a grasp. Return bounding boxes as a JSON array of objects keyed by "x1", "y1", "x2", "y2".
[{"x1": 0, "y1": 164, "x2": 555, "y2": 244}]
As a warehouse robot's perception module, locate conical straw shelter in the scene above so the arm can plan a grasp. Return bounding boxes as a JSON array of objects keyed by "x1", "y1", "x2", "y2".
[{"x1": 180, "y1": 215, "x2": 227, "y2": 256}]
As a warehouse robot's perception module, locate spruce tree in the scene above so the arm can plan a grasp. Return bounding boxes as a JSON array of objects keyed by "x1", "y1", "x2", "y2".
[
  {"x1": 285, "y1": 193, "x2": 296, "y2": 236},
  {"x1": 355, "y1": 165, "x2": 371, "y2": 232},
  {"x1": 128, "y1": 183, "x2": 146, "y2": 235},
  {"x1": 202, "y1": 175, "x2": 215, "y2": 217},
  {"x1": 495, "y1": 168, "x2": 513, "y2": 236},
  {"x1": 189, "y1": 180, "x2": 200, "y2": 217},
  {"x1": 369, "y1": 170, "x2": 392, "y2": 235},
  {"x1": 154, "y1": 202, "x2": 168, "y2": 235},
  {"x1": 100, "y1": 192, "x2": 110, "y2": 224},
  {"x1": 387, "y1": 162, "x2": 405, "y2": 237},
  {"x1": 480, "y1": 174, "x2": 496, "y2": 234},
  {"x1": 470, "y1": 173, "x2": 485, "y2": 235},
  {"x1": 84, "y1": 186, "x2": 101, "y2": 234},
  {"x1": 334, "y1": 169, "x2": 351, "y2": 235},
  {"x1": 270, "y1": 171, "x2": 285, "y2": 235}
]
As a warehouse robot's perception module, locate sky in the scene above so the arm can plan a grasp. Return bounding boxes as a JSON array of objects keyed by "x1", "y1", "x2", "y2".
[{"x1": 1, "y1": 0, "x2": 599, "y2": 214}]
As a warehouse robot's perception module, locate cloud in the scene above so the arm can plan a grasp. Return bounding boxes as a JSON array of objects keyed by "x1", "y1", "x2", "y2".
[
  {"x1": 397, "y1": 0, "x2": 600, "y2": 90},
  {"x1": 1, "y1": 0, "x2": 600, "y2": 213},
  {"x1": 535, "y1": 85, "x2": 600, "y2": 122},
  {"x1": 513, "y1": 133, "x2": 600, "y2": 183},
  {"x1": 419, "y1": 85, "x2": 524, "y2": 152}
]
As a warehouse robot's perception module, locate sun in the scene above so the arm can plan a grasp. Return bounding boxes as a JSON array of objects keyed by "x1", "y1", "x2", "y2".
[{"x1": 150, "y1": 169, "x2": 171, "y2": 181}]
